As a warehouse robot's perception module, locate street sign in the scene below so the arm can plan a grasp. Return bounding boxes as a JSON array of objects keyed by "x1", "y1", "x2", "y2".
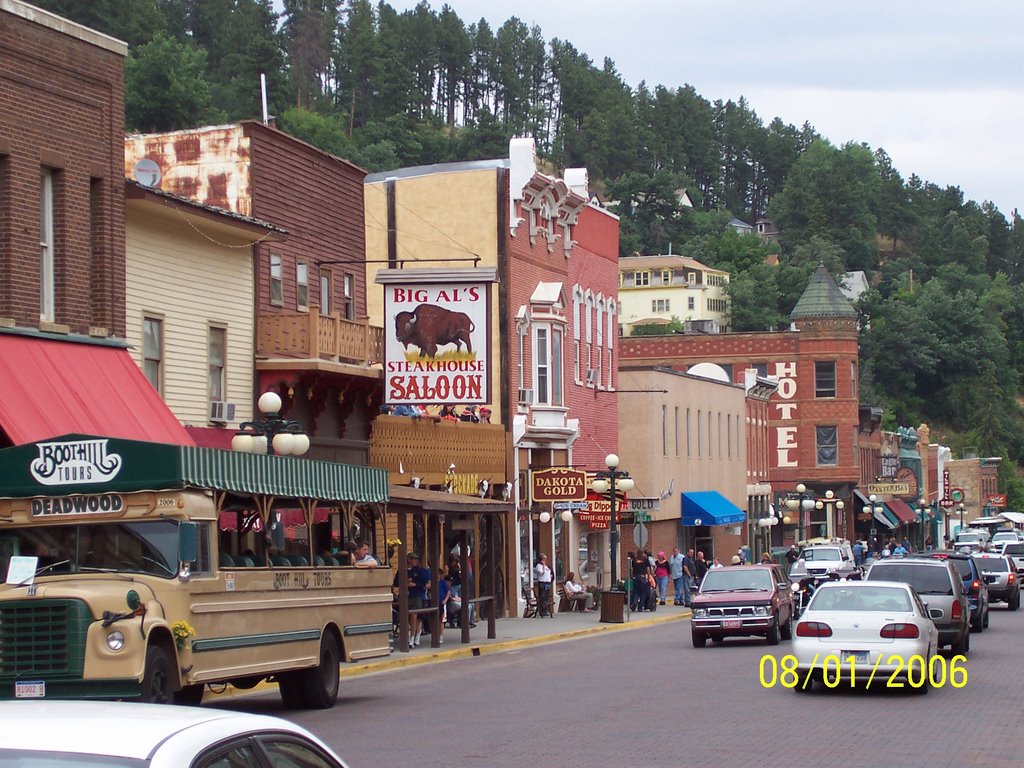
[
  {"x1": 553, "y1": 501, "x2": 588, "y2": 510},
  {"x1": 633, "y1": 523, "x2": 649, "y2": 548},
  {"x1": 634, "y1": 512, "x2": 652, "y2": 523}
]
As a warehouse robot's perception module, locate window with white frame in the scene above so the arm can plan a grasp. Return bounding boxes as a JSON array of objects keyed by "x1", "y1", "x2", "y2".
[
  {"x1": 208, "y1": 326, "x2": 227, "y2": 402},
  {"x1": 606, "y1": 300, "x2": 616, "y2": 389},
  {"x1": 688, "y1": 296, "x2": 695, "y2": 310},
  {"x1": 661, "y1": 269, "x2": 671, "y2": 285},
  {"x1": 652, "y1": 299, "x2": 670, "y2": 312},
  {"x1": 634, "y1": 271, "x2": 650, "y2": 286},
  {"x1": 40, "y1": 168, "x2": 54, "y2": 322},
  {"x1": 269, "y1": 254, "x2": 283, "y2": 305},
  {"x1": 595, "y1": 298, "x2": 604, "y2": 386},
  {"x1": 296, "y1": 262, "x2": 308, "y2": 310},
  {"x1": 573, "y1": 287, "x2": 583, "y2": 383},
  {"x1": 343, "y1": 273, "x2": 355, "y2": 319},
  {"x1": 320, "y1": 270, "x2": 332, "y2": 315},
  {"x1": 533, "y1": 325, "x2": 564, "y2": 406},
  {"x1": 142, "y1": 316, "x2": 163, "y2": 394},
  {"x1": 585, "y1": 293, "x2": 594, "y2": 377}
]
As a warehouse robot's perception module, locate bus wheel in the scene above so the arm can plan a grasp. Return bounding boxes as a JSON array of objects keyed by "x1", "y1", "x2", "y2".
[
  {"x1": 277, "y1": 672, "x2": 308, "y2": 709},
  {"x1": 302, "y1": 633, "x2": 340, "y2": 709},
  {"x1": 141, "y1": 646, "x2": 174, "y2": 704},
  {"x1": 173, "y1": 683, "x2": 204, "y2": 706}
]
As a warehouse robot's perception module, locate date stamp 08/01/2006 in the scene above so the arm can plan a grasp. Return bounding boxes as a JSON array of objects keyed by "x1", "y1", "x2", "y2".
[{"x1": 759, "y1": 654, "x2": 967, "y2": 690}]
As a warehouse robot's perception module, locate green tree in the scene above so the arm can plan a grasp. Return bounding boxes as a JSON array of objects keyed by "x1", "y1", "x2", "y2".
[
  {"x1": 33, "y1": 0, "x2": 165, "y2": 47},
  {"x1": 125, "y1": 33, "x2": 217, "y2": 132}
]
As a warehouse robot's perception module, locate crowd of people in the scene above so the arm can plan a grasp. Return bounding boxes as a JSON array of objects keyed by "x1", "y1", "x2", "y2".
[
  {"x1": 381, "y1": 403, "x2": 492, "y2": 423},
  {"x1": 628, "y1": 547, "x2": 711, "y2": 610},
  {"x1": 393, "y1": 551, "x2": 477, "y2": 647}
]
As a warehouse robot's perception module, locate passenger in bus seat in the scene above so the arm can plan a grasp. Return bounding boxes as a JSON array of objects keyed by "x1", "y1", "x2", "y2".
[{"x1": 352, "y1": 541, "x2": 378, "y2": 568}]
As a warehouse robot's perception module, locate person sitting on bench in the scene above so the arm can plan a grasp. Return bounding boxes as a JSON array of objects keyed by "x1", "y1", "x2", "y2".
[{"x1": 564, "y1": 571, "x2": 592, "y2": 611}]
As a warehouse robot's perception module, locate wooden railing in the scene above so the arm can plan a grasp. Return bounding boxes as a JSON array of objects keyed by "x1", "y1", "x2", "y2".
[{"x1": 257, "y1": 307, "x2": 384, "y2": 365}]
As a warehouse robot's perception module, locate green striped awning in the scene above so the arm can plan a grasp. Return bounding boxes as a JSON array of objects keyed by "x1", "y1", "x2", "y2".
[{"x1": 0, "y1": 434, "x2": 388, "y2": 503}]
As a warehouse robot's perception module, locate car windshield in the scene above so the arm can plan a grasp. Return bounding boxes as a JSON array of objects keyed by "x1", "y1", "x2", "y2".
[
  {"x1": 956, "y1": 533, "x2": 981, "y2": 543},
  {"x1": 992, "y1": 533, "x2": 1017, "y2": 541},
  {"x1": 809, "y1": 586, "x2": 913, "y2": 612},
  {"x1": 802, "y1": 548, "x2": 841, "y2": 561},
  {"x1": 0, "y1": 521, "x2": 180, "y2": 581},
  {"x1": 1003, "y1": 544, "x2": 1024, "y2": 555},
  {"x1": 0, "y1": 749, "x2": 143, "y2": 767},
  {"x1": 699, "y1": 569, "x2": 774, "y2": 592},
  {"x1": 974, "y1": 558, "x2": 1009, "y2": 572},
  {"x1": 867, "y1": 564, "x2": 953, "y2": 595}
]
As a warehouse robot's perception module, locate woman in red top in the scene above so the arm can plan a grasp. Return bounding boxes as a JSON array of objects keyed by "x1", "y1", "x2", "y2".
[{"x1": 654, "y1": 551, "x2": 672, "y2": 606}]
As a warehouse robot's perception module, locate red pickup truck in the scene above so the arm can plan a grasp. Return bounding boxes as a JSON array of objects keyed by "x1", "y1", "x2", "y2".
[{"x1": 690, "y1": 564, "x2": 795, "y2": 647}]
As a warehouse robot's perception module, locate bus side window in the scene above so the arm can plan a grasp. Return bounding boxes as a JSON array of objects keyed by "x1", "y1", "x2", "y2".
[{"x1": 192, "y1": 522, "x2": 213, "y2": 575}]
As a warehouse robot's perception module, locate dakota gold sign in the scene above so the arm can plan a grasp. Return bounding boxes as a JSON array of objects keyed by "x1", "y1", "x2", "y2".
[{"x1": 530, "y1": 468, "x2": 587, "y2": 503}]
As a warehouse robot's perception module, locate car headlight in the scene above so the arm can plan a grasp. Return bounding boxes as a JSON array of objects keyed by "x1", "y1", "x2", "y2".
[
  {"x1": 105, "y1": 630, "x2": 126, "y2": 652},
  {"x1": 693, "y1": 608, "x2": 707, "y2": 618},
  {"x1": 753, "y1": 605, "x2": 769, "y2": 616}
]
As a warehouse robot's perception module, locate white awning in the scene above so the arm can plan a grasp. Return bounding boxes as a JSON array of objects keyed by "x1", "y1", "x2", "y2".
[{"x1": 999, "y1": 511, "x2": 1024, "y2": 525}]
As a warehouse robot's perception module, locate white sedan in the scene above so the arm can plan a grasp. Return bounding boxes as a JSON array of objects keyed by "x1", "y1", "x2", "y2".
[
  {"x1": 791, "y1": 580, "x2": 939, "y2": 693},
  {"x1": 0, "y1": 701, "x2": 350, "y2": 767}
]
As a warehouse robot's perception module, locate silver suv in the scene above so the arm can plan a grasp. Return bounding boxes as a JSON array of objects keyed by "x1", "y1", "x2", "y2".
[
  {"x1": 865, "y1": 558, "x2": 970, "y2": 654},
  {"x1": 972, "y1": 553, "x2": 1021, "y2": 610},
  {"x1": 788, "y1": 541, "x2": 860, "y2": 583}
]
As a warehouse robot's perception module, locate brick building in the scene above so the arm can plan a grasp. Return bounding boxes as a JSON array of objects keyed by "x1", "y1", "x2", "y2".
[
  {"x1": 0, "y1": 1, "x2": 190, "y2": 448},
  {"x1": 124, "y1": 122, "x2": 381, "y2": 463},
  {"x1": 621, "y1": 265, "x2": 861, "y2": 541}
]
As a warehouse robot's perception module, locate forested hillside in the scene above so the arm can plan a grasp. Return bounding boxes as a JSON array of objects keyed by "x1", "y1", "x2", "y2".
[{"x1": 36, "y1": 0, "x2": 1024, "y2": 500}]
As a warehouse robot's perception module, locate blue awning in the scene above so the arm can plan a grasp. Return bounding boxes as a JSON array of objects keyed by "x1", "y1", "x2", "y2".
[{"x1": 681, "y1": 491, "x2": 746, "y2": 527}]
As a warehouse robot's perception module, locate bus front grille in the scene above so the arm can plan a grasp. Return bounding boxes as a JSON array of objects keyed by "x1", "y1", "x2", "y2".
[{"x1": 0, "y1": 599, "x2": 91, "y2": 679}]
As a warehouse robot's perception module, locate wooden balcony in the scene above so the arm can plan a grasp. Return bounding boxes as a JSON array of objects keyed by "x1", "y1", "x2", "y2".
[{"x1": 257, "y1": 307, "x2": 384, "y2": 365}]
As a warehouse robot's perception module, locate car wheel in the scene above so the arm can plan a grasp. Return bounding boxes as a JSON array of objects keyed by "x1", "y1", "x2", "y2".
[
  {"x1": 970, "y1": 613, "x2": 983, "y2": 633},
  {"x1": 983, "y1": 607, "x2": 990, "y2": 628},
  {"x1": 1010, "y1": 591, "x2": 1020, "y2": 611},
  {"x1": 140, "y1": 645, "x2": 175, "y2": 704},
  {"x1": 173, "y1": 683, "x2": 204, "y2": 706},
  {"x1": 691, "y1": 630, "x2": 707, "y2": 648},
  {"x1": 765, "y1": 620, "x2": 780, "y2": 646},
  {"x1": 298, "y1": 632, "x2": 341, "y2": 710},
  {"x1": 780, "y1": 618, "x2": 793, "y2": 641}
]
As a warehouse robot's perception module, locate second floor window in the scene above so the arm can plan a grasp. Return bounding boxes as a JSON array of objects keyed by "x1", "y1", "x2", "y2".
[
  {"x1": 652, "y1": 299, "x2": 670, "y2": 312},
  {"x1": 534, "y1": 325, "x2": 564, "y2": 406},
  {"x1": 815, "y1": 361, "x2": 837, "y2": 398},
  {"x1": 343, "y1": 273, "x2": 355, "y2": 319},
  {"x1": 320, "y1": 271, "x2": 331, "y2": 315},
  {"x1": 269, "y1": 254, "x2": 282, "y2": 305},
  {"x1": 688, "y1": 296, "x2": 695, "y2": 310},
  {"x1": 296, "y1": 262, "x2": 308, "y2": 310},
  {"x1": 142, "y1": 316, "x2": 163, "y2": 394},
  {"x1": 816, "y1": 425, "x2": 838, "y2": 466},
  {"x1": 209, "y1": 327, "x2": 226, "y2": 402},
  {"x1": 40, "y1": 168, "x2": 54, "y2": 322},
  {"x1": 634, "y1": 271, "x2": 650, "y2": 286}
]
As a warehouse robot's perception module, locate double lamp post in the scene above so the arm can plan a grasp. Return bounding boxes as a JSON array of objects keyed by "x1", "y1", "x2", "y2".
[{"x1": 590, "y1": 453, "x2": 634, "y2": 590}]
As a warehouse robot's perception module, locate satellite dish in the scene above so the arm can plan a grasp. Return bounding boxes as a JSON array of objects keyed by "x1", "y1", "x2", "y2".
[{"x1": 133, "y1": 158, "x2": 162, "y2": 188}]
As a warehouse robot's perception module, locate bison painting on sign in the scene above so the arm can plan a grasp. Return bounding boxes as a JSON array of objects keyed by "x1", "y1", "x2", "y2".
[{"x1": 384, "y1": 281, "x2": 490, "y2": 405}]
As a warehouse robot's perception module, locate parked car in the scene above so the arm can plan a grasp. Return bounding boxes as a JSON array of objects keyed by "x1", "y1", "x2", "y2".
[
  {"x1": 690, "y1": 564, "x2": 794, "y2": 647},
  {"x1": 865, "y1": 558, "x2": 970, "y2": 654},
  {"x1": 931, "y1": 552, "x2": 990, "y2": 631},
  {"x1": 989, "y1": 530, "x2": 1022, "y2": 550},
  {"x1": 0, "y1": 700, "x2": 351, "y2": 767},
  {"x1": 972, "y1": 553, "x2": 1020, "y2": 609},
  {"x1": 788, "y1": 540, "x2": 861, "y2": 584},
  {"x1": 792, "y1": 580, "x2": 938, "y2": 693},
  {"x1": 1002, "y1": 542, "x2": 1024, "y2": 574}
]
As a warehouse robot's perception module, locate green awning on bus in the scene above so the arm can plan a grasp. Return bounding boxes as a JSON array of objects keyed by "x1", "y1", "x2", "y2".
[{"x1": 0, "y1": 434, "x2": 388, "y2": 503}]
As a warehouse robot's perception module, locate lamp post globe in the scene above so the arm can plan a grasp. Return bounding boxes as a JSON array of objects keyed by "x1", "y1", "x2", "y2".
[
  {"x1": 258, "y1": 391, "x2": 282, "y2": 415},
  {"x1": 605, "y1": 454, "x2": 619, "y2": 470}
]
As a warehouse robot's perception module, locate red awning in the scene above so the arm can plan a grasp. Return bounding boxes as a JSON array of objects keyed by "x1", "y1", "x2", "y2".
[
  {"x1": 0, "y1": 333, "x2": 193, "y2": 446},
  {"x1": 186, "y1": 425, "x2": 236, "y2": 450},
  {"x1": 885, "y1": 498, "x2": 918, "y2": 525}
]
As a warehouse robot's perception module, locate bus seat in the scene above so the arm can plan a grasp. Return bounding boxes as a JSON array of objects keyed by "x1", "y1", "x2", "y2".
[
  {"x1": 219, "y1": 552, "x2": 235, "y2": 568},
  {"x1": 239, "y1": 554, "x2": 256, "y2": 567},
  {"x1": 314, "y1": 555, "x2": 325, "y2": 566},
  {"x1": 271, "y1": 555, "x2": 291, "y2": 567},
  {"x1": 288, "y1": 554, "x2": 308, "y2": 567}
]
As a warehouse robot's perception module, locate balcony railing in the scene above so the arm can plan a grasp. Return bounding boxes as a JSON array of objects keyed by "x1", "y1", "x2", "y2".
[{"x1": 257, "y1": 307, "x2": 384, "y2": 365}]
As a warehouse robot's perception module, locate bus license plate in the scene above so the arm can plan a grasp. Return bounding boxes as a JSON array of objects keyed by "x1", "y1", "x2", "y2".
[
  {"x1": 723, "y1": 619, "x2": 741, "y2": 628},
  {"x1": 15, "y1": 681, "x2": 45, "y2": 698}
]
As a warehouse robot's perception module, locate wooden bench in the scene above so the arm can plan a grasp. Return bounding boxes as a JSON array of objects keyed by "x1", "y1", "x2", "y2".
[{"x1": 559, "y1": 583, "x2": 589, "y2": 613}]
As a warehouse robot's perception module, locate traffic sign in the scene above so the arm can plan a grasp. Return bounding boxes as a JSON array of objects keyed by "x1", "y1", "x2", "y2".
[{"x1": 633, "y1": 523, "x2": 649, "y2": 548}]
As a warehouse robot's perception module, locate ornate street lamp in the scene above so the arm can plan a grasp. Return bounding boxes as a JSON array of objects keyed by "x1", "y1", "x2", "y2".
[
  {"x1": 958, "y1": 502, "x2": 966, "y2": 535},
  {"x1": 590, "y1": 454, "x2": 635, "y2": 590},
  {"x1": 918, "y1": 496, "x2": 929, "y2": 551},
  {"x1": 231, "y1": 391, "x2": 310, "y2": 456}
]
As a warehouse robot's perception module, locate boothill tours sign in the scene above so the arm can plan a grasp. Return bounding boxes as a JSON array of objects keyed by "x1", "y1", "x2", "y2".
[{"x1": 379, "y1": 269, "x2": 494, "y2": 406}]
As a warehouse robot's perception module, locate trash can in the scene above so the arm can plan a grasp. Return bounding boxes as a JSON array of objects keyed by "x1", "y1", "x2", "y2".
[{"x1": 600, "y1": 590, "x2": 626, "y2": 623}]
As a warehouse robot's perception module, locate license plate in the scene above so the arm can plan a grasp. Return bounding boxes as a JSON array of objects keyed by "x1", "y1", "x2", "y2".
[
  {"x1": 842, "y1": 651, "x2": 869, "y2": 663},
  {"x1": 15, "y1": 681, "x2": 45, "y2": 699},
  {"x1": 723, "y1": 619, "x2": 742, "y2": 629}
]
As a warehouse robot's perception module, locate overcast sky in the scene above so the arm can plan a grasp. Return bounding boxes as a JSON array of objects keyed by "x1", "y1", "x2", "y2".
[{"x1": 380, "y1": 0, "x2": 1024, "y2": 217}]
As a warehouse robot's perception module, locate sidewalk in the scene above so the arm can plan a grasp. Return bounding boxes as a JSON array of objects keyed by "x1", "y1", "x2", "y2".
[{"x1": 341, "y1": 599, "x2": 692, "y2": 679}]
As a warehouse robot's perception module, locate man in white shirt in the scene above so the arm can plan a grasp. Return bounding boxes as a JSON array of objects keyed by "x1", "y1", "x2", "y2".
[
  {"x1": 352, "y1": 542, "x2": 378, "y2": 568},
  {"x1": 534, "y1": 553, "x2": 553, "y2": 616}
]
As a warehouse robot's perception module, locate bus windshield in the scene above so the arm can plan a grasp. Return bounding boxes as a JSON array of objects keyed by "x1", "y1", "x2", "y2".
[{"x1": 0, "y1": 521, "x2": 180, "y2": 581}]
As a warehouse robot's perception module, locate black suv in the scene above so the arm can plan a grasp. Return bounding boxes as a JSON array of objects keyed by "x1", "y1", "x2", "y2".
[{"x1": 930, "y1": 553, "x2": 990, "y2": 632}]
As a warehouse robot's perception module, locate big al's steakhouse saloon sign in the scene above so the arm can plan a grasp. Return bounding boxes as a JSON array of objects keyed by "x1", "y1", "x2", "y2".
[{"x1": 383, "y1": 277, "x2": 491, "y2": 405}]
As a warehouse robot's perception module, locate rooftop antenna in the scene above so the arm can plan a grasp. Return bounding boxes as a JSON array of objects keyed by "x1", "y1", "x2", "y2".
[{"x1": 259, "y1": 69, "x2": 270, "y2": 125}]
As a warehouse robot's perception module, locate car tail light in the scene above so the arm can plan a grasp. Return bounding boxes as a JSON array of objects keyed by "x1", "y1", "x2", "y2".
[
  {"x1": 951, "y1": 600, "x2": 963, "y2": 620},
  {"x1": 1008, "y1": 572, "x2": 1016, "y2": 584},
  {"x1": 795, "y1": 621, "x2": 832, "y2": 638},
  {"x1": 880, "y1": 623, "x2": 920, "y2": 639},
  {"x1": 971, "y1": 579, "x2": 981, "y2": 593}
]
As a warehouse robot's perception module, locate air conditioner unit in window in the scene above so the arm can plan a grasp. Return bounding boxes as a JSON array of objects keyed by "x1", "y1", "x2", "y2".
[
  {"x1": 209, "y1": 401, "x2": 236, "y2": 423},
  {"x1": 586, "y1": 369, "x2": 598, "y2": 385},
  {"x1": 517, "y1": 388, "x2": 534, "y2": 405}
]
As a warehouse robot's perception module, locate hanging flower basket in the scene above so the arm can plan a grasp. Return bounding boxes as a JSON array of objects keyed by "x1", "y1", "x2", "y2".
[{"x1": 171, "y1": 620, "x2": 196, "y2": 650}]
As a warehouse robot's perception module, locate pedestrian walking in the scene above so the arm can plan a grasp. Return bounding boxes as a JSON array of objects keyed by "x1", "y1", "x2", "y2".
[
  {"x1": 680, "y1": 548, "x2": 696, "y2": 607},
  {"x1": 669, "y1": 548, "x2": 686, "y2": 605},
  {"x1": 653, "y1": 551, "x2": 671, "y2": 605},
  {"x1": 534, "y1": 554, "x2": 553, "y2": 616},
  {"x1": 852, "y1": 540, "x2": 864, "y2": 567},
  {"x1": 631, "y1": 550, "x2": 652, "y2": 611}
]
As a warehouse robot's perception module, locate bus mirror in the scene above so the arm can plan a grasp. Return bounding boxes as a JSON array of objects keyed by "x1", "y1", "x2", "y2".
[{"x1": 178, "y1": 522, "x2": 198, "y2": 564}]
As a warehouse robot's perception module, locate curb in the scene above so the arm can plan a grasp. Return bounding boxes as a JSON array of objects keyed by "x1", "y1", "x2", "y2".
[{"x1": 207, "y1": 610, "x2": 690, "y2": 699}]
